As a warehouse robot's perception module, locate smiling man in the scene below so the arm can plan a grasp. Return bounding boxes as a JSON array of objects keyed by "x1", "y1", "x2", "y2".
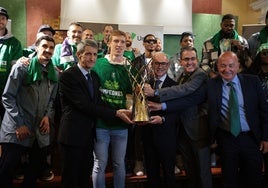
[
  {"x1": 0, "y1": 35, "x2": 58, "y2": 188},
  {"x1": 144, "y1": 47, "x2": 213, "y2": 188},
  {"x1": 52, "y1": 22, "x2": 83, "y2": 72},
  {"x1": 0, "y1": 7, "x2": 22, "y2": 118},
  {"x1": 58, "y1": 39, "x2": 132, "y2": 188},
  {"x1": 141, "y1": 52, "x2": 178, "y2": 188},
  {"x1": 91, "y1": 30, "x2": 133, "y2": 188}
]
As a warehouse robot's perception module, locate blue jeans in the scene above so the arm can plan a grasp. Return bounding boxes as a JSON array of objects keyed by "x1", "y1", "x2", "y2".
[{"x1": 92, "y1": 128, "x2": 128, "y2": 188}]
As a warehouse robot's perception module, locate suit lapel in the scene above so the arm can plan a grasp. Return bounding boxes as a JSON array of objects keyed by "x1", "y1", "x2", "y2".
[
  {"x1": 74, "y1": 66, "x2": 95, "y2": 100},
  {"x1": 238, "y1": 74, "x2": 247, "y2": 108},
  {"x1": 214, "y1": 77, "x2": 223, "y2": 110}
]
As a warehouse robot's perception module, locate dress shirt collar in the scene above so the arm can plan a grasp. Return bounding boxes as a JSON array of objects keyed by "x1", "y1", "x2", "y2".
[
  {"x1": 222, "y1": 75, "x2": 239, "y2": 86},
  {"x1": 78, "y1": 64, "x2": 91, "y2": 77},
  {"x1": 156, "y1": 74, "x2": 167, "y2": 83}
]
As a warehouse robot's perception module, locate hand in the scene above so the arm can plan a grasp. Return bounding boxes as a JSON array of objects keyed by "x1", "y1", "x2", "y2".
[
  {"x1": 39, "y1": 116, "x2": 50, "y2": 135},
  {"x1": 231, "y1": 39, "x2": 244, "y2": 50},
  {"x1": 15, "y1": 125, "x2": 31, "y2": 141},
  {"x1": 210, "y1": 142, "x2": 218, "y2": 149},
  {"x1": 260, "y1": 141, "x2": 268, "y2": 154},
  {"x1": 149, "y1": 115, "x2": 162, "y2": 124},
  {"x1": 116, "y1": 109, "x2": 134, "y2": 124},
  {"x1": 143, "y1": 83, "x2": 155, "y2": 97},
  {"x1": 148, "y1": 101, "x2": 162, "y2": 111},
  {"x1": 209, "y1": 71, "x2": 218, "y2": 78},
  {"x1": 18, "y1": 56, "x2": 30, "y2": 66}
]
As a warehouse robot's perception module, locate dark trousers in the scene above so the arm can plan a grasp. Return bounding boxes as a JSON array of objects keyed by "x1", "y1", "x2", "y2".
[
  {"x1": 0, "y1": 141, "x2": 47, "y2": 188},
  {"x1": 263, "y1": 153, "x2": 268, "y2": 187},
  {"x1": 217, "y1": 129, "x2": 263, "y2": 188},
  {"x1": 178, "y1": 127, "x2": 201, "y2": 188},
  {"x1": 142, "y1": 126, "x2": 177, "y2": 188},
  {"x1": 60, "y1": 143, "x2": 93, "y2": 188}
]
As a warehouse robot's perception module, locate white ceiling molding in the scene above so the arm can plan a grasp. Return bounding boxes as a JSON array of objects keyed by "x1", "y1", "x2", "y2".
[{"x1": 250, "y1": 0, "x2": 268, "y2": 23}]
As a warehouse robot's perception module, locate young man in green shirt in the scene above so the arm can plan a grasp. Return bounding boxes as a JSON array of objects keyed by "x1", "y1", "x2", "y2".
[{"x1": 0, "y1": 7, "x2": 22, "y2": 118}]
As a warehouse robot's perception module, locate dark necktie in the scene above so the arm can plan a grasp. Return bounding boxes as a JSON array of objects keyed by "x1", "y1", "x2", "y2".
[
  {"x1": 154, "y1": 79, "x2": 162, "y2": 89},
  {"x1": 227, "y1": 82, "x2": 240, "y2": 137},
  {"x1": 86, "y1": 73, "x2": 94, "y2": 98},
  {"x1": 179, "y1": 74, "x2": 190, "y2": 85}
]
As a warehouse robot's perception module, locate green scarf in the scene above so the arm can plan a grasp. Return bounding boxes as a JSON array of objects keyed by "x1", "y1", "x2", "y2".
[
  {"x1": 259, "y1": 27, "x2": 268, "y2": 44},
  {"x1": 27, "y1": 56, "x2": 58, "y2": 84},
  {"x1": 210, "y1": 30, "x2": 239, "y2": 50}
]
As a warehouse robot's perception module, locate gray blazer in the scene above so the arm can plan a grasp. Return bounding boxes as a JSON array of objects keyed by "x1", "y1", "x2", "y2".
[
  {"x1": 159, "y1": 68, "x2": 207, "y2": 102},
  {"x1": 158, "y1": 68, "x2": 208, "y2": 140},
  {"x1": 0, "y1": 61, "x2": 58, "y2": 148}
]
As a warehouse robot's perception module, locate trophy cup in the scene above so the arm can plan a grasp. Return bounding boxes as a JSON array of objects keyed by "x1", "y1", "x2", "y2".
[
  {"x1": 220, "y1": 39, "x2": 231, "y2": 53},
  {"x1": 124, "y1": 60, "x2": 152, "y2": 123}
]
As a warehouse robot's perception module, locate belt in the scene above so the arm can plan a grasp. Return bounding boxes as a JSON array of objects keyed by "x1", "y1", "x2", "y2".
[{"x1": 239, "y1": 131, "x2": 252, "y2": 136}]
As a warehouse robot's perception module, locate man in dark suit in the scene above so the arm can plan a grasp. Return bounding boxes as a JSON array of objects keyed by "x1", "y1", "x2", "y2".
[
  {"x1": 58, "y1": 39, "x2": 132, "y2": 188},
  {"x1": 151, "y1": 51, "x2": 268, "y2": 188},
  {"x1": 144, "y1": 47, "x2": 212, "y2": 188},
  {"x1": 142, "y1": 52, "x2": 178, "y2": 188}
]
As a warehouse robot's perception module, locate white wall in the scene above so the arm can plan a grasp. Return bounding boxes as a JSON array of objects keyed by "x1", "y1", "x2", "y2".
[{"x1": 60, "y1": 0, "x2": 192, "y2": 34}]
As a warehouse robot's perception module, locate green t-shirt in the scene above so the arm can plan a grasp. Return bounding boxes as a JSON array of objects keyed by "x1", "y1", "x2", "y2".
[
  {"x1": 0, "y1": 36, "x2": 22, "y2": 93},
  {"x1": 92, "y1": 57, "x2": 132, "y2": 129}
]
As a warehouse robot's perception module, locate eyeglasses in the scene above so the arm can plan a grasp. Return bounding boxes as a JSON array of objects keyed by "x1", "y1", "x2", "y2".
[
  {"x1": 261, "y1": 51, "x2": 268, "y2": 57},
  {"x1": 181, "y1": 57, "x2": 197, "y2": 62},
  {"x1": 154, "y1": 62, "x2": 169, "y2": 66},
  {"x1": 145, "y1": 39, "x2": 157, "y2": 44}
]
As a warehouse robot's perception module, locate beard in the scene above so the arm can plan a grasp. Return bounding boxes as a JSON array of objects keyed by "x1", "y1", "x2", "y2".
[{"x1": 126, "y1": 41, "x2": 132, "y2": 47}]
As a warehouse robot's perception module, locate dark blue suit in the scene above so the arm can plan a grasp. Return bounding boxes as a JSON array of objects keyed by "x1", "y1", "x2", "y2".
[
  {"x1": 58, "y1": 65, "x2": 116, "y2": 188},
  {"x1": 166, "y1": 74, "x2": 268, "y2": 188}
]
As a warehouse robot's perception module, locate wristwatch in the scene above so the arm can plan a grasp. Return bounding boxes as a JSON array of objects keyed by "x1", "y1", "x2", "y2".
[{"x1": 161, "y1": 116, "x2": 165, "y2": 124}]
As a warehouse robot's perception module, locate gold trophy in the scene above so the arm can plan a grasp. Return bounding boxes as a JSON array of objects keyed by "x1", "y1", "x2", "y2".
[{"x1": 124, "y1": 60, "x2": 152, "y2": 123}]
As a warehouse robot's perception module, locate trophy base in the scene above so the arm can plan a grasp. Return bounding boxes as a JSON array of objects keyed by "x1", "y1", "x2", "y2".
[{"x1": 133, "y1": 119, "x2": 150, "y2": 125}]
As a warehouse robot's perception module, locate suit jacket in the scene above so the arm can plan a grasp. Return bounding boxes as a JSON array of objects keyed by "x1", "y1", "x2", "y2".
[
  {"x1": 144, "y1": 75, "x2": 177, "y2": 146},
  {"x1": 58, "y1": 65, "x2": 116, "y2": 147},
  {"x1": 159, "y1": 68, "x2": 208, "y2": 141},
  {"x1": 159, "y1": 68, "x2": 207, "y2": 102},
  {"x1": 166, "y1": 74, "x2": 268, "y2": 144}
]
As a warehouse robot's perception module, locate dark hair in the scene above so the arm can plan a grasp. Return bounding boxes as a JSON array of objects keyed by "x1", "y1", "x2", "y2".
[
  {"x1": 221, "y1": 14, "x2": 235, "y2": 22},
  {"x1": 179, "y1": 46, "x2": 198, "y2": 59},
  {"x1": 180, "y1": 32, "x2": 194, "y2": 42},
  {"x1": 266, "y1": 11, "x2": 268, "y2": 20},
  {"x1": 35, "y1": 35, "x2": 55, "y2": 46},
  {"x1": 77, "y1": 39, "x2": 98, "y2": 54},
  {"x1": 143, "y1": 34, "x2": 156, "y2": 42}
]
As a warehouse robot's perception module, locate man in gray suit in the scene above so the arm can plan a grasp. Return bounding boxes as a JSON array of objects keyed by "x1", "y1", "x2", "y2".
[{"x1": 144, "y1": 46, "x2": 213, "y2": 188}]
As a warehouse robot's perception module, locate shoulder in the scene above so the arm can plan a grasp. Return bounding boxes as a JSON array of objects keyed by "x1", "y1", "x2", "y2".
[
  {"x1": 9, "y1": 36, "x2": 21, "y2": 44},
  {"x1": 61, "y1": 65, "x2": 79, "y2": 77},
  {"x1": 10, "y1": 61, "x2": 27, "y2": 76},
  {"x1": 54, "y1": 44, "x2": 62, "y2": 51},
  {"x1": 192, "y1": 68, "x2": 207, "y2": 78},
  {"x1": 165, "y1": 75, "x2": 177, "y2": 85},
  {"x1": 238, "y1": 73, "x2": 259, "y2": 81},
  {"x1": 203, "y1": 36, "x2": 213, "y2": 44}
]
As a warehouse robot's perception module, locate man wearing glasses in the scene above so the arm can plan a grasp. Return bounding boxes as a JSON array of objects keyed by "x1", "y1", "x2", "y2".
[
  {"x1": 141, "y1": 51, "x2": 178, "y2": 188},
  {"x1": 144, "y1": 47, "x2": 213, "y2": 188}
]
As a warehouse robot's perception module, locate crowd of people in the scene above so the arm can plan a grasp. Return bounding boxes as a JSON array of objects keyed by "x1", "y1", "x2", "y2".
[{"x1": 0, "y1": 5, "x2": 268, "y2": 188}]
